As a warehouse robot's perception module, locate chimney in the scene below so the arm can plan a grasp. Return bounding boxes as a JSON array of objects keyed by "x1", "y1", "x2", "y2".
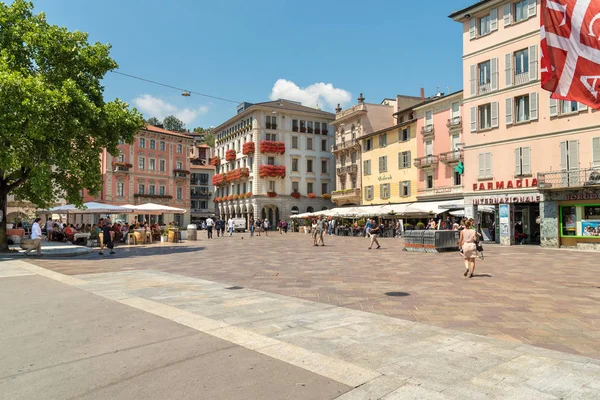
[{"x1": 420, "y1": 87, "x2": 425, "y2": 100}]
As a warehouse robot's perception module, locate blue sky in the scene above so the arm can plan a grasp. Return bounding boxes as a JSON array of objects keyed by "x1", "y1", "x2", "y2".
[{"x1": 30, "y1": 0, "x2": 473, "y2": 129}]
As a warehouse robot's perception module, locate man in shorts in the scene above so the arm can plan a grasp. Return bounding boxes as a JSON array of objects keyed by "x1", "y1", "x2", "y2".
[
  {"x1": 206, "y1": 216, "x2": 214, "y2": 239},
  {"x1": 316, "y1": 216, "x2": 326, "y2": 246}
]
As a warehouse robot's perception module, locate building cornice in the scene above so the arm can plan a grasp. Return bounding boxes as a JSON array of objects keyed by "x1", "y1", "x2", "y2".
[
  {"x1": 463, "y1": 29, "x2": 540, "y2": 60},
  {"x1": 449, "y1": 0, "x2": 505, "y2": 21},
  {"x1": 413, "y1": 91, "x2": 463, "y2": 111}
]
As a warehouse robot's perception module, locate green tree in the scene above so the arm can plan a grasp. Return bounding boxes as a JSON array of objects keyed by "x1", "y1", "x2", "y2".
[
  {"x1": 204, "y1": 132, "x2": 215, "y2": 147},
  {"x1": 192, "y1": 127, "x2": 205, "y2": 134},
  {"x1": 146, "y1": 117, "x2": 161, "y2": 126},
  {"x1": 0, "y1": 0, "x2": 144, "y2": 251},
  {"x1": 163, "y1": 115, "x2": 185, "y2": 132}
]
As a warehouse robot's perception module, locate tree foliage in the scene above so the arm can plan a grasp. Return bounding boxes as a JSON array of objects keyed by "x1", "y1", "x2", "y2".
[
  {"x1": 0, "y1": 0, "x2": 145, "y2": 250},
  {"x1": 163, "y1": 115, "x2": 185, "y2": 132},
  {"x1": 204, "y1": 132, "x2": 215, "y2": 147},
  {"x1": 146, "y1": 117, "x2": 162, "y2": 126}
]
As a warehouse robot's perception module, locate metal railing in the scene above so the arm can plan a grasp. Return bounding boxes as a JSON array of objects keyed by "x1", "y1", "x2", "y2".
[
  {"x1": 446, "y1": 116, "x2": 462, "y2": 128},
  {"x1": 332, "y1": 139, "x2": 357, "y2": 152},
  {"x1": 336, "y1": 164, "x2": 358, "y2": 175},
  {"x1": 413, "y1": 155, "x2": 439, "y2": 168},
  {"x1": 331, "y1": 188, "x2": 361, "y2": 199},
  {"x1": 514, "y1": 72, "x2": 529, "y2": 86},
  {"x1": 478, "y1": 82, "x2": 491, "y2": 94},
  {"x1": 420, "y1": 125, "x2": 435, "y2": 137},
  {"x1": 537, "y1": 167, "x2": 600, "y2": 189},
  {"x1": 439, "y1": 149, "x2": 464, "y2": 164}
]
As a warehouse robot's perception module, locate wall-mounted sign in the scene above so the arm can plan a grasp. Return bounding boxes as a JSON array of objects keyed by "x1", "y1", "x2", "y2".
[
  {"x1": 473, "y1": 195, "x2": 542, "y2": 205},
  {"x1": 378, "y1": 175, "x2": 392, "y2": 181},
  {"x1": 472, "y1": 178, "x2": 538, "y2": 191}
]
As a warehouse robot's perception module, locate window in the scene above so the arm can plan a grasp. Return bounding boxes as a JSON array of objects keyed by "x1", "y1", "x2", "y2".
[
  {"x1": 138, "y1": 183, "x2": 145, "y2": 194},
  {"x1": 425, "y1": 140, "x2": 433, "y2": 156},
  {"x1": 292, "y1": 119, "x2": 298, "y2": 132},
  {"x1": 401, "y1": 181, "x2": 411, "y2": 197},
  {"x1": 515, "y1": 94, "x2": 530, "y2": 122},
  {"x1": 514, "y1": 0, "x2": 528, "y2": 22},
  {"x1": 176, "y1": 187, "x2": 183, "y2": 200},
  {"x1": 364, "y1": 186, "x2": 374, "y2": 201},
  {"x1": 425, "y1": 110, "x2": 433, "y2": 129},
  {"x1": 159, "y1": 186, "x2": 165, "y2": 196},
  {"x1": 321, "y1": 123, "x2": 328, "y2": 134},
  {"x1": 425, "y1": 172, "x2": 434, "y2": 189},
  {"x1": 594, "y1": 137, "x2": 600, "y2": 167},
  {"x1": 146, "y1": 159, "x2": 154, "y2": 171},
  {"x1": 139, "y1": 138, "x2": 146, "y2": 148},
  {"x1": 117, "y1": 152, "x2": 125, "y2": 163},
  {"x1": 138, "y1": 157, "x2": 145, "y2": 170},
  {"x1": 471, "y1": 102, "x2": 498, "y2": 132},
  {"x1": 159, "y1": 160, "x2": 165, "y2": 172},
  {"x1": 149, "y1": 184, "x2": 156, "y2": 195},
  {"x1": 307, "y1": 121, "x2": 313, "y2": 133},
  {"x1": 478, "y1": 152, "x2": 493, "y2": 179},
  {"x1": 177, "y1": 144, "x2": 182, "y2": 153},
  {"x1": 562, "y1": 100, "x2": 578, "y2": 115},
  {"x1": 561, "y1": 206, "x2": 577, "y2": 236},
  {"x1": 321, "y1": 139, "x2": 327, "y2": 152},
  {"x1": 365, "y1": 138, "x2": 372, "y2": 151},
  {"x1": 398, "y1": 151, "x2": 411, "y2": 169},
  {"x1": 116, "y1": 182, "x2": 124, "y2": 197},
  {"x1": 300, "y1": 120, "x2": 306, "y2": 132},
  {"x1": 399, "y1": 127, "x2": 410, "y2": 142},
  {"x1": 307, "y1": 159, "x2": 314, "y2": 173},
  {"x1": 292, "y1": 136, "x2": 299, "y2": 149},
  {"x1": 176, "y1": 161, "x2": 183, "y2": 170},
  {"x1": 479, "y1": 14, "x2": 491, "y2": 36},
  {"x1": 351, "y1": 152, "x2": 357, "y2": 164},
  {"x1": 550, "y1": 98, "x2": 587, "y2": 117},
  {"x1": 478, "y1": 103, "x2": 492, "y2": 129},
  {"x1": 451, "y1": 102, "x2": 460, "y2": 121},
  {"x1": 266, "y1": 133, "x2": 277, "y2": 141},
  {"x1": 159, "y1": 141, "x2": 165, "y2": 151},
  {"x1": 292, "y1": 158, "x2": 299, "y2": 172},
  {"x1": 378, "y1": 134, "x2": 387, "y2": 147},
  {"x1": 478, "y1": 60, "x2": 491, "y2": 87},
  {"x1": 321, "y1": 182, "x2": 328, "y2": 195},
  {"x1": 307, "y1": 182, "x2": 314, "y2": 194},
  {"x1": 118, "y1": 139, "x2": 124, "y2": 145},
  {"x1": 292, "y1": 181, "x2": 299, "y2": 193},
  {"x1": 515, "y1": 147, "x2": 531, "y2": 176},
  {"x1": 340, "y1": 154, "x2": 346, "y2": 166},
  {"x1": 266, "y1": 115, "x2": 277, "y2": 129},
  {"x1": 268, "y1": 156, "x2": 275, "y2": 166},
  {"x1": 306, "y1": 137, "x2": 313, "y2": 150},
  {"x1": 363, "y1": 160, "x2": 371, "y2": 175},
  {"x1": 243, "y1": 182, "x2": 247, "y2": 193},
  {"x1": 454, "y1": 170, "x2": 462, "y2": 186},
  {"x1": 150, "y1": 140, "x2": 156, "y2": 150},
  {"x1": 560, "y1": 140, "x2": 579, "y2": 171},
  {"x1": 321, "y1": 159, "x2": 328, "y2": 174},
  {"x1": 514, "y1": 49, "x2": 529, "y2": 77},
  {"x1": 378, "y1": 156, "x2": 388, "y2": 173},
  {"x1": 380, "y1": 183, "x2": 390, "y2": 199}
]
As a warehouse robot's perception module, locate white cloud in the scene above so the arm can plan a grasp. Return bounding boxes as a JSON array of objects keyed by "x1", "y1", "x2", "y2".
[
  {"x1": 132, "y1": 94, "x2": 208, "y2": 125},
  {"x1": 269, "y1": 79, "x2": 351, "y2": 110}
]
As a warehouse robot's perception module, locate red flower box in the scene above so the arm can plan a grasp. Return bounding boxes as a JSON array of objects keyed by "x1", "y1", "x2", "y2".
[
  {"x1": 242, "y1": 142, "x2": 255, "y2": 155},
  {"x1": 322, "y1": 129, "x2": 328, "y2": 134},
  {"x1": 225, "y1": 149, "x2": 237, "y2": 162},
  {"x1": 291, "y1": 192, "x2": 301, "y2": 199},
  {"x1": 299, "y1": 127, "x2": 306, "y2": 133},
  {"x1": 259, "y1": 164, "x2": 286, "y2": 178},
  {"x1": 322, "y1": 193, "x2": 331, "y2": 200},
  {"x1": 314, "y1": 128, "x2": 321, "y2": 134},
  {"x1": 266, "y1": 192, "x2": 277, "y2": 198},
  {"x1": 214, "y1": 197, "x2": 221, "y2": 203},
  {"x1": 307, "y1": 193, "x2": 316, "y2": 199},
  {"x1": 212, "y1": 174, "x2": 226, "y2": 186},
  {"x1": 227, "y1": 195, "x2": 234, "y2": 201},
  {"x1": 210, "y1": 157, "x2": 221, "y2": 167},
  {"x1": 246, "y1": 192, "x2": 253, "y2": 197},
  {"x1": 225, "y1": 167, "x2": 250, "y2": 182},
  {"x1": 259, "y1": 140, "x2": 285, "y2": 154},
  {"x1": 233, "y1": 194, "x2": 239, "y2": 200}
]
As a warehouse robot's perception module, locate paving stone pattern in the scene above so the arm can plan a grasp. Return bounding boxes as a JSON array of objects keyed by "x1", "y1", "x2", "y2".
[{"x1": 26, "y1": 233, "x2": 600, "y2": 360}]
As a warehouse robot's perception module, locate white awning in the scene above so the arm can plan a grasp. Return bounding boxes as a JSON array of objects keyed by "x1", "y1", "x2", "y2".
[
  {"x1": 123, "y1": 203, "x2": 187, "y2": 214},
  {"x1": 46, "y1": 202, "x2": 134, "y2": 214}
]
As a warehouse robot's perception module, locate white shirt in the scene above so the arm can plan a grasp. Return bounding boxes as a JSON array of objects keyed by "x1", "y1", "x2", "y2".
[
  {"x1": 31, "y1": 222, "x2": 42, "y2": 239},
  {"x1": 46, "y1": 220, "x2": 53, "y2": 231},
  {"x1": 228, "y1": 219, "x2": 234, "y2": 228},
  {"x1": 264, "y1": 220, "x2": 269, "y2": 228},
  {"x1": 206, "y1": 218, "x2": 214, "y2": 227}
]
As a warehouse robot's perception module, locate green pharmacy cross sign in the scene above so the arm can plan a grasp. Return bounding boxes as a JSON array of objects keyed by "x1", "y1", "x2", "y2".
[{"x1": 455, "y1": 161, "x2": 464, "y2": 175}]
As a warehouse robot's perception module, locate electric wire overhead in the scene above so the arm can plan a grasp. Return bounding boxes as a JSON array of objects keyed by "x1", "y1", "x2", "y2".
[{"x1": 110, "y1": 71, "x2": 241, "y2": 104}]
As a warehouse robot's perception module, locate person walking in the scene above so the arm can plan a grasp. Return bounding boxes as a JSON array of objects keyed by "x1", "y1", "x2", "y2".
[
  {"x1": 29, "y1": 217, "x2": 43, "y2": 256},
  {"x1": 459, "y1": 219, "x2": 478, "y2": 278},
  {"x1": 263, "y1": 219, "x2": 269, "y2": 236},
  {"x1": 250, "y1": 218, "x2": 255, "y2": 237},
  {"x1": 316, "y1": 216, "x2": 326, "y2": 246},
  {"x1": 206, "y1": 216, "x2": 214, "y2": 239},
  {"x1": 311, "y1": 219, "x2": 318, "y2": 246},
  {"x1": 99, "y1": 219, "x2": 115, "y2": 255},
  {"x1": 220, "y1": 219, "x2": 225, "y2": 237},
  {"x1": 45, "y1": 218, "x2": 53, "y2": 241},
  {"x1": 368, "y1": 222, "x2": 381, "y2": 250},
  {"x1": 255, "y1": 219, "x2": 262, "y2": 236},
  {"x1": 227, "y1": 217, "x2": 234, "y2": 237},
  {"x1": 365, "y1": 218, "x2": 372, "y2": 237},
  {"x1": 283, "y1": 220, "x2": 288, "y2": 234}
]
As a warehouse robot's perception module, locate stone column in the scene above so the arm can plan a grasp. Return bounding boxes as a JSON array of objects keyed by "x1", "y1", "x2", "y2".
[{"x1": 540, "y1": 200, "x2": 559, "y2": 248}]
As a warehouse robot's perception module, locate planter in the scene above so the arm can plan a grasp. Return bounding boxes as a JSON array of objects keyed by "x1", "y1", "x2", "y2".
[
  {"x1": 6, "y1": 224, "x2": 14, "y2": 230},
  {"x1": 259, "y1": 164, "x2": 286, "y2": 178},
  {"x1": 160, "y1": 235, "x2": 168, "y2": 243},
  {"x1": 259, "y1": 140, "x2": 285, "y2": 154},
  {"x1": 290, "y1": 192, "x2": 301, "y2": 199},
  {"x1": 266, "y1": 192, "x2": 277, "y2": 198},
  {"x1": 225, "y1": 149, "x2": 237, "y2": 162},
  {"x1": 307, "y1": 193, "x2": 316, "y2": 199},
  {"x1": 242, "y1": 142, "x2": 255, "y2": 155}
]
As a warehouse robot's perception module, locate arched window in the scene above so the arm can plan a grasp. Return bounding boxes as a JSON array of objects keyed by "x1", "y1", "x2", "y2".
[
  {"x1": 307, "y1": 206, "x2": 314, "y2": 213},
  {"x1": 321, "y1": 206, "x2": 328, "y2": 211},
  {"x1": 291, "y1": 206, "x2": 299, "y2": 214}
]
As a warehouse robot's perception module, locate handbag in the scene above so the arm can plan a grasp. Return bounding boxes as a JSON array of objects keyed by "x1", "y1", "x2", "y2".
[{"x1": 476, "y1": 241, "x2": 483, "y2": 252}]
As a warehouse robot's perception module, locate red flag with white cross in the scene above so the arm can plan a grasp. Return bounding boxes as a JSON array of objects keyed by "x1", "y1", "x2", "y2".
[{"x1": 541, "y1": 0, "x2": 600, "y2": 109}]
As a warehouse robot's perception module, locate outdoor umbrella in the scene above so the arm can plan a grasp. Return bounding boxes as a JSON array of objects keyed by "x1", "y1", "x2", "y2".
[
  {"x1": 122, "y1": 203, "x2": 187, "y2": 214},
  {"x1": 46, "y1": 202, "x2": 134, "y2": 214}
]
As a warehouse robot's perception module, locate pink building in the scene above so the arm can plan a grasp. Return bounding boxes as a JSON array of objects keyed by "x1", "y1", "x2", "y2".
[
  {"x1": 85, "y1": 125, "x2": 194, "y2": 226},
  {"x1": 414, "y1": 91, "x2": 464, "y2": 205},
  {"x1": 451, "y1": 0, "x2": 600, "y2": 249}
]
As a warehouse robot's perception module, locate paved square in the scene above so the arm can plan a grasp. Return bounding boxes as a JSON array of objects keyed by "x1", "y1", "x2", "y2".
[{"x1": 27, "y1": 233, "x2": 600, "y2": 360}]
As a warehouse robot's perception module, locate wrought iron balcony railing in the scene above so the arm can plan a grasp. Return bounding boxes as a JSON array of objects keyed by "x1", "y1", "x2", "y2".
[
  {"x1": 420, "y1": 125, "x2": 434, "y2": 138},
  {"x1": 537, "y1": 167, "x2": 600, "y2": 190},
  {"x1": 413, "y1": 155, "x2": 439, "y2": 168},
  {"x1": 446, "y1": 116, "x2": 462, "y2": 129},
  {"x1": 439, "y1": 149, "x2": 463, "y2": 164}
]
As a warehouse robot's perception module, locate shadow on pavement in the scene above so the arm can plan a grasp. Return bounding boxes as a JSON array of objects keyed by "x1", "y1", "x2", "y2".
[
  {"x1": 384, "y1": 291, "x2": 410, "y2": 297},
  {"x1": 48, "y1": 245, "x2": 205, "y2": 260}
]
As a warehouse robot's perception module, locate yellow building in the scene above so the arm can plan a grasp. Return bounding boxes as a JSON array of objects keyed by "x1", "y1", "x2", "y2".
[{"x1": 360, "y1": 114, "x2": 419, "y2": 205}]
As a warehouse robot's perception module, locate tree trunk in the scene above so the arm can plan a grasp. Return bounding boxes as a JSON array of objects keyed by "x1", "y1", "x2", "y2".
[{"x1": 0, "y1": 192, "x2": 8, "y2": 252}]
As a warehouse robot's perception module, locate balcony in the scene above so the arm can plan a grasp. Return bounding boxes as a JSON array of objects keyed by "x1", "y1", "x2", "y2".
[
  {"x1": 332, "y1": 139, "x2": 358, "y2": 153},
  {"x1": 420, "y1": 124, "x2": 434, "y2": 138},
  {"x1": 537, "y1": 167, "x2": 600, "y2": 190},
  {"x1": 439, "y1": 149, "x2": 464, "y2": 164},
  {"x1": 265, "y1": 123, "x2": 278, "y2": 130},
  {"x1": 133, "y1": 194, "x2": 173, "y2": 205},
  {"x1": 335, "y1": 103, "x2": 367, "y2": 122},
  {"x1": 112, "y1": 162, "x2": 131, "y2": 173},
  {"x1": 331, "y1": 188, "x2": 361, "y2": 206},
  {"x1": 514, "y1": 72, "x2": 529, "y2": 86},
  {"x1": 446, "y1": 117, "x2": 462, "y2": 131},
  {"x1": 414, "y1": 155, "x2": 439, "y2": 169},
  {"x1": 478, "y1": 82, "x2": 491, "y2": 94},
  {"x1": 191, "y1": 192, "x2": 212, "y2": 199},
  {"x1": 174, "y1": 169, "x2": 190, "y2": 178},
  {"x1": 191, "y1": 158, "x2": 209, "y2": 166},
  {"x1": 336, "y1": 164, "x2": 358, "y2": 175},
  {"x1": 418, "y1": 185, "x2": 463, "y2": 197}
]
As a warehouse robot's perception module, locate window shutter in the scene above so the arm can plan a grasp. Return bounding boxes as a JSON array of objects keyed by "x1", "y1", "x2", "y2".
[
  {"x1": 515, "y1": 148, "x2": 521, "y2": 176},
  {"x1": 578, "y1": 102, "x2": 588, "y2": 111},
  {"x1": 363, "y1": 160, "x2": 367, "y2": 174},
  {"x1": 528, "y1": 0, "x2": 537, "y2": 17},
  {"x1": 568, "y1": 140, "x2": 579, "y2": 170},
  {"x1": 407, "y1": 181, "x2": 411, "y2": 197},
  {"x1": 407, "y1": 151, "x2": 411, "y2": 167},
  {"x1": 490, "y1": 8, "x2": 498, "y2": 31},
  {"x1": 506, "y1": 97, "x2": 514, "y2": 125},
  {"x1": 560, "y1": 141, "x2": 567, "y2": 170},
  {"x1": 549, "y1": 96, "x2": 558, "y2": 116},
  {"x1": 505, "y1": 53, "x2": 513, "y2": 87},
  {"x1": 593, "y1": 137, "x2": 600, "y2": 166},
  {"x1": 478, "y1": 153, "x2": 485, "y2": 178},
  {"x1": 491, "y1": 101, "x2": 499, "y2": 128},
  {"x1": 529, "y1": 92, "x2": 538, "y2": 120},
  {"x1": 469, "y1": 18, "x2": 476, "y2": 39},
  {"x1": 528, "y1": 45, "x2": 538, "y2": 81},
  {"x1": 522, "y1": 147, "x2": 531, "y2": 175},
  {"x1": 398, "y1": 152, "x2": 402, "y2": 169},
  {"x1": 503, "y1": 3, "x2": 512, "y2": 26},
  {"x1": 379, "y1": 184, "x2": 383, "y2": 199},
  {"x1": 485, "y1": 153, "x2": 493, "y2": 178},
  {"x1": 470, "y1": 64, "x2": 476, "y2": 96},
  {"x1": 470, "y1": 107, "x2": 477, "y2": 132},
  {"x1": 491, "y1": 57, "x2": 498, "y2": 91},
  {"x1": 378, "y1": 157, "x2": 382, "y2": 172}
]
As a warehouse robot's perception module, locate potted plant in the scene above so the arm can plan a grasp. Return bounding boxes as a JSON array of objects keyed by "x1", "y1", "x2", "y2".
[
  {"x1": 303, "y1": 219, "x2": 311, "y2": 233},
  {"x1": 416, "y1": 222, "x2": 425, "y2": 230},
  {"x1": 266, "y1": 191, "x2": 277, "y2": 198},
  {"x1": 246, "y1": 191, "x2": 253, "y2": 197},
  {"x1": 404, "y1": 223, "x2": 413, "y2": 231},
  {"x1": 307, "y1": 193, "x2": 316, "y2": 199},
  {"x1": 322, "y1": 193, "x2": 331, "y2": 200},
  {"x1": 291, "y1": 192, "x2": 301, "y2": 199},
  {"x1": 161, "y1": 226, "x2": 169, "y2": 243}
]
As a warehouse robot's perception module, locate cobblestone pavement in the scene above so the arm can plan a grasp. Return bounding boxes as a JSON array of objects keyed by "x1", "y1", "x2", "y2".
[{"x1": 27, "y1": 232, "x2": 600, "y2": 360}]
